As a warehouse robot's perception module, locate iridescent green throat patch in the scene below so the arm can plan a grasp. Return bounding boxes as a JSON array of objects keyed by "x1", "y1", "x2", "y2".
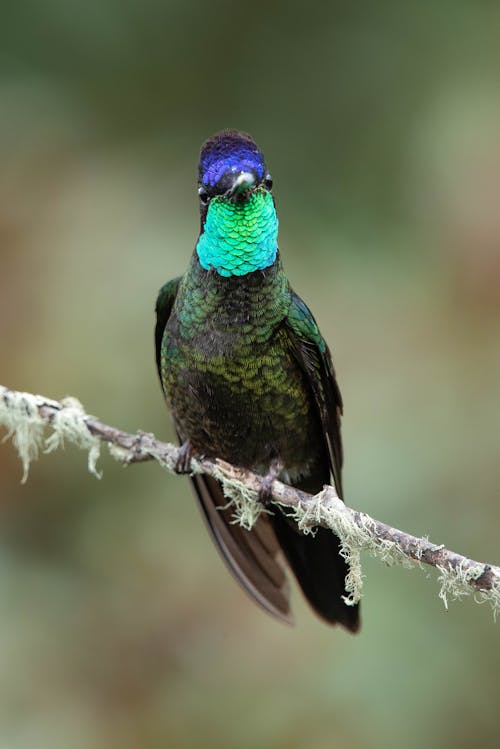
[{"x1": 196, "y1": 189, "x2": 278, "y2": 277}]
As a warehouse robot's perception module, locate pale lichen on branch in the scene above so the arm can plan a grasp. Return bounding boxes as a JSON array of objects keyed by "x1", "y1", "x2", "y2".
[{"x1": 1, "y1": 384, "x2": 499, "y2": 616}]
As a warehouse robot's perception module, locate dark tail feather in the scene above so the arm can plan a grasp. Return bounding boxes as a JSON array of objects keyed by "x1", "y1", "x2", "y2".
[
  {"x1": 270, "y1": 510, "x2": 360, "y2": 632},
  {"x1": 191, "y1": 473, "x2": 293, "y2": 624},
  {"x1": 189, "y1": 465, "x2": 359, "y2": 631}
]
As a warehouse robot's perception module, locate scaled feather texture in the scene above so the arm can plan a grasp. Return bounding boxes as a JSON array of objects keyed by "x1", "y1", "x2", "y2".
[{"x1": 155, "y1": 130, "x2": 360, "y2": 631}]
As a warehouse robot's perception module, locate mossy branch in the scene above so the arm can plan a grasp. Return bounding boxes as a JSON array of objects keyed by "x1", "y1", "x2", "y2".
[{"x1": 1, "y1": 384, "x2": 499, "y2": 616}]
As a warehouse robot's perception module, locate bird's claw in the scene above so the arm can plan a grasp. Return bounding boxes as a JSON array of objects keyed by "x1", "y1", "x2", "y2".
[
  {"x1": 175, "y1": 440, "x2": 194, "y2": 474},
  {"x1": 258, "y1": 459, "x2": 284, "y2": 507}
]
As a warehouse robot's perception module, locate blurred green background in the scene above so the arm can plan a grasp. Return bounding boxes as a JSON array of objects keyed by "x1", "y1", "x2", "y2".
[{"x1": 1, "y1": 2, "x2": 499, "y2": 748}]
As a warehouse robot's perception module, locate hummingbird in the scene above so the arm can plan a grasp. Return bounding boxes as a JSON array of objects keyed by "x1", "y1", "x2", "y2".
[{"x1": 155, "y1": 130, "x2": 359, "y2": 631}]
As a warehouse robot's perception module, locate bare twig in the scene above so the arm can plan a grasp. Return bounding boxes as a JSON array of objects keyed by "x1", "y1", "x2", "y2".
[{"x1": 1, "y1": 384, "x2": 499, "y2": 615}]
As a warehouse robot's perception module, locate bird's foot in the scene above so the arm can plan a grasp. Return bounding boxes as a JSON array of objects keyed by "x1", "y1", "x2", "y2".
[
  {"x1": 259, "y1": 459, "x2": 284, "y2": 507},
  {"x1": 175, "y1": 439, "x2": 194, "y2": 474}
]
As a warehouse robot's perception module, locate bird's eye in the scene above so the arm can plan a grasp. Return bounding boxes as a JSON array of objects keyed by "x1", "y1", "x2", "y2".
[
  {"x1": 198, "y1": 186, "x2": 210, "y2": 204},
  {"x1": 264, "y1": 174, "x2": 273, "y2": 190}
]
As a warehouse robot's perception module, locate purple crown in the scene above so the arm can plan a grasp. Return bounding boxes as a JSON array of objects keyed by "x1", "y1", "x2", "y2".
[{"x1": 199, "y1": 131, "x2": 266, "y2": 187}]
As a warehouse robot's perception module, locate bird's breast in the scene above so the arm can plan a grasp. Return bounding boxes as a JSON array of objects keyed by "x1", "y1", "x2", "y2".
[
  {"x1": 160, "y1": 258, "x2": 323, "y2": 477},
  {"x1": 162, "y1": 323, "x2": 317, "y2": 477}
]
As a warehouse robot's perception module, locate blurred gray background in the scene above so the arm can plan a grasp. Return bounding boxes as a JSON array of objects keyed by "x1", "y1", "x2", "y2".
[{"x1": 1, "y1": 2, "x2": 499, "y2": 748}]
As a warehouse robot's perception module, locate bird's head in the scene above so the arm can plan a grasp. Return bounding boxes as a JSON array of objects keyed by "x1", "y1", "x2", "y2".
[
  {"x1": 195, "y1": 131, "x2": 278, "y2": 277},
  {"x1": 197, "y1": 130, "x2": 273, "y2": 214}
]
